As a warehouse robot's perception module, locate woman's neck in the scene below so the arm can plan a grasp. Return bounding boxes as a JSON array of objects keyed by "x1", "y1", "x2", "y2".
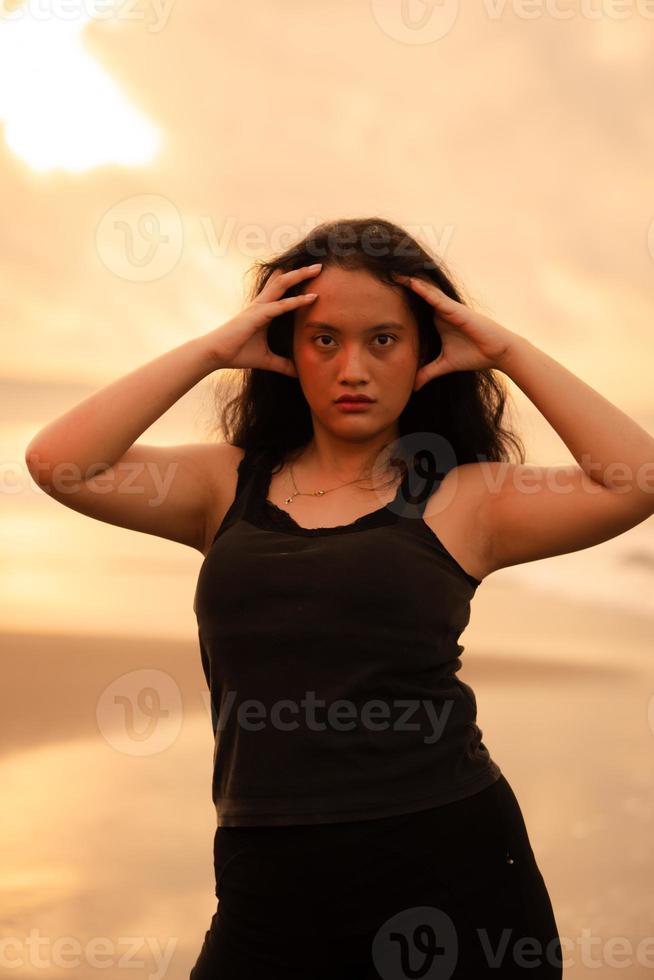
[{"x1": 291, "y1": 437, "x2": 400, "y2": 489}]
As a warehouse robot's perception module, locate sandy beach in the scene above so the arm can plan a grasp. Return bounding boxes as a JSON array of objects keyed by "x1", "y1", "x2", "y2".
[{"x1": 2, "y1": 578, "x2": 654, "y2": 979}]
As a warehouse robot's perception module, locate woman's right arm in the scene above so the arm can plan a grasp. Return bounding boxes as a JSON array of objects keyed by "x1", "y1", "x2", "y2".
[
  {"x1": 24, "y1": 263, "x2": 322, "y2": 553},
  {"x1": 24, "y1": 335, "x2": 229, "y2": 553}
]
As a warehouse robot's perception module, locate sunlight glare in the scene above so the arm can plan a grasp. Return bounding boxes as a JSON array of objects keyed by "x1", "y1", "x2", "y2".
[{"x1": 0, "y1": 0, "x2": 161, "y2": 173}]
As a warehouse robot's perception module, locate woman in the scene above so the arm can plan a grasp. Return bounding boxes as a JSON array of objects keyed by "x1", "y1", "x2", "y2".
[{"x1": 26, "y1": 218, "x2": 654, "y2": 979}]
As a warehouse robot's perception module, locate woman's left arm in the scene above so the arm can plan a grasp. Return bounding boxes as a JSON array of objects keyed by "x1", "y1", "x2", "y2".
[
  {"x1": 497, "y1": 337, "x2": 654, "y2": 500},
  {"x1": 481, "y1": 337, "x2": 654, "y2": 572},
  {"x1": 393, "y1": 273, "x2": 654, "y2": 573}
]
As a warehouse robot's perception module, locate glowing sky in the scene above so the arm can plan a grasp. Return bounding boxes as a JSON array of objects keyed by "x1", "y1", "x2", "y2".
[{"x1": 3, "y1": 0, "x2": 654, "y2": 636}]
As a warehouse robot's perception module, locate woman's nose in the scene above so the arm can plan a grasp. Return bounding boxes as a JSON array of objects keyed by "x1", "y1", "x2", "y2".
[{"x1": 336, "y1": 346, "x2": 369, "y2": 382}]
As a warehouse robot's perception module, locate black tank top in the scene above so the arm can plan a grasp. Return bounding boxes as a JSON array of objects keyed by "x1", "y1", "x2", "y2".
[{"x1": 193, "y1": 446, "x2": 502, "y2": 827}]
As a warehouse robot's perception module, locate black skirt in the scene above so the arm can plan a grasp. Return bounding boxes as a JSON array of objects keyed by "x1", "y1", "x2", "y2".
[{"x1": 189, "y1": 774, "x2": 562, "y2": 979}]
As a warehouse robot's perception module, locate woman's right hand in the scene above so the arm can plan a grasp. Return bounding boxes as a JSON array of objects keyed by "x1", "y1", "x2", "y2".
[{"x1": 206, "y1": 264, "x2": 322, "y2": 377}]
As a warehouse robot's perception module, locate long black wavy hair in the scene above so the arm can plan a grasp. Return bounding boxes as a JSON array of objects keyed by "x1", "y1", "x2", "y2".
[{"x1": 211, "y1": 217, "x2": 525, "y2": 490}]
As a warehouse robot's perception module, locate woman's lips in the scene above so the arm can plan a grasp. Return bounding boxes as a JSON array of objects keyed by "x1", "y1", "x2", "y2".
[{"x1": 334, "y1": 400, "x2": 375, "y2": 411}]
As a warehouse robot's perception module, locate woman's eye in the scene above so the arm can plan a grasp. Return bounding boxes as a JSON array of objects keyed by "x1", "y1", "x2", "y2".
[{"x1": 313, "y1": 334, "x2": 397, "y2": 348}]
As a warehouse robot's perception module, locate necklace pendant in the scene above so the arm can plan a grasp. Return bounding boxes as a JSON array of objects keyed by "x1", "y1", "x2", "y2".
[
  {"x1": 284, "y1": 495, "x2": 294, "y2": 504},
  {"x1": 314, "y1": 489, "x2": 326, "y2": 496}
]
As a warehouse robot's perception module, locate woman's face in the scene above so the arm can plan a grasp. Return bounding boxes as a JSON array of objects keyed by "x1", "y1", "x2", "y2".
[{"x1": 292, "y1": 265, "x2": 421, "y2": 441}]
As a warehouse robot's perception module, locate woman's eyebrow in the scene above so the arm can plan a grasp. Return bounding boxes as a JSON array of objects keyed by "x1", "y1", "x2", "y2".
[{"x1": 302, "y1": 320, "x2": 407, "y2": 332}]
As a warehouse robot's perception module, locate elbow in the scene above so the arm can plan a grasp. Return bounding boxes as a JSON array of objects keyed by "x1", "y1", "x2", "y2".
[{"x1": 25, "y1": 440, "x2": 52, "y2": 487}]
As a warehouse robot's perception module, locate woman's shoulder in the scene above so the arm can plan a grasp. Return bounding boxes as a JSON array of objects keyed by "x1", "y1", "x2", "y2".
[
  {"x1": 200, "y1": 442, "x2": 280, "y2": 553},
  {"x1": 422, "y1": 462, "x2": 499, "y2": 585},
  {"x1": 200, "y1": 443, "x2": 247, "y2": 554},
  {"x1": 204, "y1": 441, "x2": 246, "y2": 482}
]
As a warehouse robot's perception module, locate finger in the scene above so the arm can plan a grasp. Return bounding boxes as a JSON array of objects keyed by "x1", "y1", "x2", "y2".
[
  {"x1": 264, "y1": 264, "x2": 323, "y2": 299},
  {"x1": 256, "y1": 293, "x2": 317, "y2": 312},
  {"x1": 277, "y1": 294, "x2": 318, "y2": 309},
  {"x1": 413, "y1": 365, "x2": 428, "y2": 392},
  {"x1": 392, "y1": 274, "x2": 458, "y2": 312},
  {"x1": 414, "y1": 356, "x2": 448, "y2": 390},
  {"x1": 269, "y1": 355, "x2": 298, "y2": 378}
]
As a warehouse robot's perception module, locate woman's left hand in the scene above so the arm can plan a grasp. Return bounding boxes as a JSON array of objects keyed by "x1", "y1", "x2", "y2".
[{"x1": 392, "y1": 273, "x2": 522, "y2": 392}]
